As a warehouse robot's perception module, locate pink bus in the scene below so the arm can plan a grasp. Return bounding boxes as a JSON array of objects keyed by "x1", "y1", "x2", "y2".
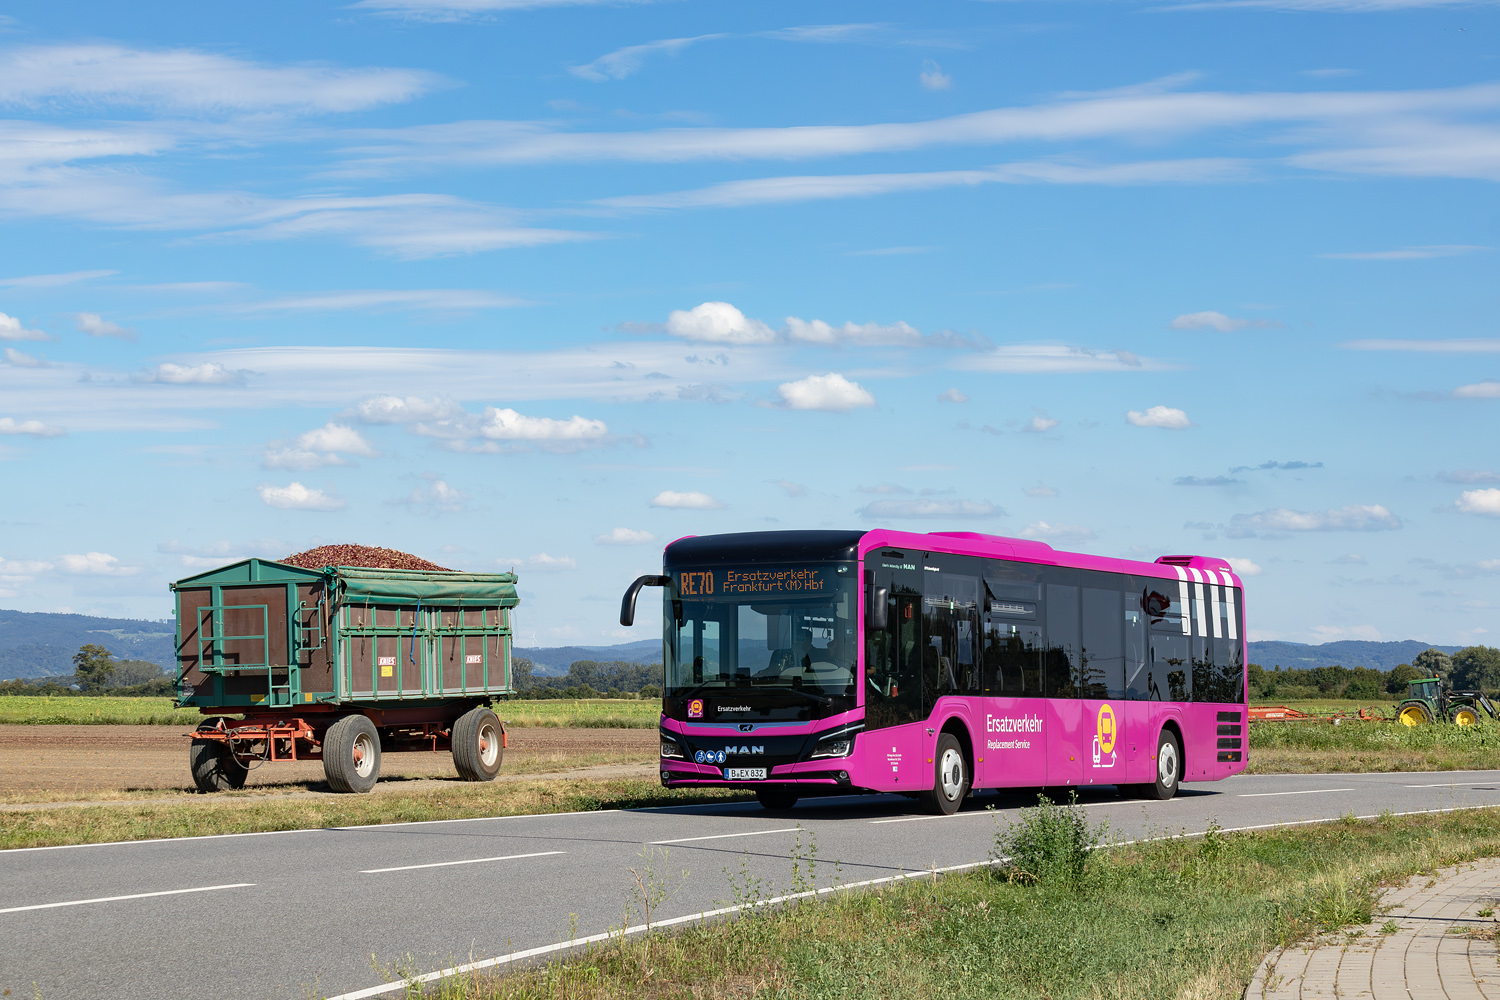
[{"x1": 619, "y1": 529, "x2": 1247, "y2": 814}]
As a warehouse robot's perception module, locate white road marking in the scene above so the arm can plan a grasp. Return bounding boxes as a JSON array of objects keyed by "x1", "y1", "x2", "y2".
[
  {"x1": 651, "y1": 827, "x2": 801, "y2": 845},
  {"x1": 1404, "y1": 783, "x2": 1500, "y2": 788},
  {"x1": 1238, "y1": 788, "x2": 1355, "y2": 798},
  {"x1": 0, "y1": 882, "x2": 254, "y2": 915},
  {"x1": 360, "y1": 851, "x2": 565, "y2": 874},
  {"x1": 870, "y1": 810, "x2": 996, "y2": 824}
]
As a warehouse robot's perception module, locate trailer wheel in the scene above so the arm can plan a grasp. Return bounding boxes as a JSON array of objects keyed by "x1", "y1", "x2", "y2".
[
  {"x1": 755, "y1": 787, "x2": 799, "y2": 811},
  {"x1": 323, "y1": 715, "x2": 381, "y2": 793},
  {"x1": 452, "y1": 706, "x2": 503, "y2": 782},
  {"x1": 920, "y1": 733, "x2": 970, "y2": 815},
  {"x1": 189, "y1": 720, "x2": 247, "y2": 793},
  {"x1": 1139, "y1": 729, "x2": 1181, "y2": 801}
]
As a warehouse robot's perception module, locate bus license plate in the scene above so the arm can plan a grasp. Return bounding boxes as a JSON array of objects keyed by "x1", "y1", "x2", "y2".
[{"x1": 725, "y1": 767, "x2": 767, "y2": 780}]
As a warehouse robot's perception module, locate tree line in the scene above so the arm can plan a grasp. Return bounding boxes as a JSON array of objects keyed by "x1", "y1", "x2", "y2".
[
  {"x1": 0, "y1": 644, "x2": 172, "y2": 697},
  {"x1": 1249, "y1": 646, "x2": 1500, "y2": 701},
  {"x1": 508, "y1": 658, "x2": 662, "y2": 700}
]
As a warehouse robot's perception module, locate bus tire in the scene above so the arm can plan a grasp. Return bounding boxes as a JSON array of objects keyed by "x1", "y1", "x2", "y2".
[
  {"x1": 452, "y1": 706, "x2": 503, "y2": 781},
  {"x1": 323, "y1": 714, "x2": 381, "y2": 793},
  {"x1": 921, "y1": 733, "x2": 970, "y2": 815},
  {"x1": 756, "y1": 787, "x2": 799, "y2": 811},
  {"x1": 1141, "y1": 730, "x2": 1181, "y2": 801},
  {"x1": 189, "y1": 721, "x2": 247, "y2": 793}
]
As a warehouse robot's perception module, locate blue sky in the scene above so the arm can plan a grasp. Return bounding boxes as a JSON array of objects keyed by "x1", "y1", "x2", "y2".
[{"x1": 0, "y1": 0, "x2": 1496, "y2": 648}]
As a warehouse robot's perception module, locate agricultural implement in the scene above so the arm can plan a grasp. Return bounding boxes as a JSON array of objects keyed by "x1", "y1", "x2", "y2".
[
  {"x1": 173, "y1": 558, "x2": 518, "y2": 793},
  {"x1": 1395, "y1": 677, "x2": 1500, "y2": 727},
  {"x1": 1249, "y1": 705, "x2": 1384, "y2": 723}
]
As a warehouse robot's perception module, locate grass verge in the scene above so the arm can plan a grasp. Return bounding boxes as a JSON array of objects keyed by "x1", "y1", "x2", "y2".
[
  {"x1": 0, "y1": 695, "x2": 659, "y2": 728},
  {"x1": 397, "y1": 806, "x2": 1500, "y2": 1000},
  {"x1": 0, "y1": 778, "x2": 750, "y2": 851}
]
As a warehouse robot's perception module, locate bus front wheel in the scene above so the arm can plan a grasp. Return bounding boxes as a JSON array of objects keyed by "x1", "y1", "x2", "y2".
[{"x1": 920, "y1": 733, "x2": 970, "y2": 815}]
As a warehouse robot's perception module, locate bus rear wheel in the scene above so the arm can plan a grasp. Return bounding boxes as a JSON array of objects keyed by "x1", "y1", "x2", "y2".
[
  {"x1": 1138, "y1": 730, "x2": 1180, "y2": 801},
  {"x1": 920, "y1": 733, "x2": 970, "y2": 815}
]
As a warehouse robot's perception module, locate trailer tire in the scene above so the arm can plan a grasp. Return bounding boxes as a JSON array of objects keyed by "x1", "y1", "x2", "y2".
[
  {"x1": 323, "y1": 715, "x2": 381, "y2": 793},
  {"x1": 755, "y1": 788, "x2": 799, "y2": 811},
  {"x1": 920, "y1": 733, "x2": 970, "y2": 815},
  {"x1": 1140, "y1": 729, "x2": 1181, "y2": 801},
  {"x1": 452, "y1": 706, "x2": 503, "y2": 782},
  {"x1": 189, "y1": 720, "x2": 248, "y2": 793}
]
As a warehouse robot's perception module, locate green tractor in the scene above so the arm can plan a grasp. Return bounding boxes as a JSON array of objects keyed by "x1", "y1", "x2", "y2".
[{"x1": 1395, "y1": 677, "x2": 1500, "y2": 726}]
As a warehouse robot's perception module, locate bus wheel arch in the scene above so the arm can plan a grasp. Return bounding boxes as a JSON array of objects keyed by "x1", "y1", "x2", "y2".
[
  {"x1": 1140, "y1": 722, "x2": 1182, "y2": 801},
  {"x1": 920, "y1": 720, "x2": 973, "y2": 816},
  {"x1": 939, "y1": 717, "x2": 975, "y2": 784}
]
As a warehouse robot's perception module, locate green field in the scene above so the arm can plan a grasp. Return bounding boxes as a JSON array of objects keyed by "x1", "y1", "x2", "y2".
[{"x1": 0, "y1": 695, "x2": 658, "y2": 728}]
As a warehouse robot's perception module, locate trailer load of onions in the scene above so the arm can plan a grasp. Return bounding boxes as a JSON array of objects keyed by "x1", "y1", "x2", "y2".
[{"x1": 280, "y1": 544, "x2": 451, "y2": 572}]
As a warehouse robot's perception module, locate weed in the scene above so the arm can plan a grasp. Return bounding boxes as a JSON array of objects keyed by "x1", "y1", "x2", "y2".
[
  {"x1": 1380, "y1": 920, "x2": 1401, "y2": 934},
  {"x1": 1309, "y1": 871, "x2": 1376, "y2": 932},
  {"x1": 990, "y1": 790, "x2": 1108, "y2": 888}
]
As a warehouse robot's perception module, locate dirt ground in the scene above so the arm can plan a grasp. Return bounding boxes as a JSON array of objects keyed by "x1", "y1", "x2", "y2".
[{"x1": 0, "y1": 724, "x2": 658, "y2": 802}]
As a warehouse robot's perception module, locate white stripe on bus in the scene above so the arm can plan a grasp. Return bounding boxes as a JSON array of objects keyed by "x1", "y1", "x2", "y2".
[
  {"x1": 1194, "y1": 581, "x2": 1208, "y2": 638},
  {"x1": 1173, "y1": 566, "x2": 1191, "y2": 635},
  {"x1": 1224, "y1": 583, "x2": 1239, "y2": 640}
]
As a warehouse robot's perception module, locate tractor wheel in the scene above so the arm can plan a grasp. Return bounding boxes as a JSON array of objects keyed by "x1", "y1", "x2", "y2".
[
  {"x1": 323, "y1": 714, "x2": 381, "y2": 793},
  {"x1": 1450, "y1": 706, "x2": 1481, "y2": 727},
  {"x1": 189, "y1": 720, "x2": 248, "y2": 793},
  {"x1": 1397, "y1": 701, "x2": 1434, "y2": 726},
  {"x1": 452, "y1": 706, "x2": 503, "y2": 782}
]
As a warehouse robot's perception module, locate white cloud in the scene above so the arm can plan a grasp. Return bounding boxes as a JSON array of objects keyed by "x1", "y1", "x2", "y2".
[
  {"x1": 1441, "y1": 469, "x2": 1500, "y2": 484},
  {"x1": 1454, "y1": 381, "x2": 1500, "y2": 399},
  {"x1": 4, "y1": 347, "x2": 44, "y2": 367},
  {"x1": 0, "y1": 313, "x2": 48, "y2": 341},
  {"x1": 1456, "y1": 488, "x2": 1500, "y2": 517},
  {"x1": 774, "y1": 373, "x2": 876, "y2": 412},
  {"x1": 0, "y1": 417, "x2": 64, "y2": 437},
  {"x1": 135, "y1": 362, "x2": 247, "y2": 385},
  {"x1": 920, "y1": 60, "x2": 953, "y2": 91},
  {"x1": 76, "y1": 313, "x2": 133, "y2": 339},
  {"x1": 1170, "y1": 310, "x2": 1278, "y2": 332},
  {"x1": 937, "y1": 388, "x2": 968, "y2": 403},
  {"x1": 229, "y1": 289, "x2": 526, "y2": 314},
  {"x1": 1230, "y1": 504, "x2": 1402, "y2": 533},
  {"x1": 1343, "y1": 339, "x2": 1500, "y2": 353},
  {"x1": 350, "y1": 0, "x2": 652, "y2": 19},
  {"x1": 650, "y1": 490, "x2": 725, "y2": 509},
  {"x1": 1020, "y1": 521, "x2": 1096, "y2": 542},
  {"x1": 664, "y1": 302, "x2": 776, "y2": 345},
  {"x1": 351, "y1": 395, "x2": 465, "y2": 424},
  {"x1": 955, "y1": 344, "x2": 1156, "y2": 374},
  {"x1": 471, "y1": 407, "x2": 609, "y2": 452},
  {"x1": 257, "y1": 482, "x2": 345, "y2": 511},
  {"x1": 594, "y1": 527, "x2": 656, "y2": 546},
  {"x1": 264, "y1": 422, "x2": 379, "y2": 469},
  {"x1": 860, "y1": 498, "x2": 1003, "y2": 519},
  {"x1": 157, "y1": 539, "x2": 286, "y2": 569},
  {"x1": 500, "y1": 552, "x2": 578, "y2": 572},
  {"x1": 1023, "y1": 484, "x2": 1059, "y2": 497},
  {"x1": 1225, "y1": 557, "x2": 1263, "y2": 576},
  {"x1": 57, "y1": 551, "x2": 139, "y2": 576},
  {"x1": 570, "y1": 35, "x2": 725, "y2": 82},
  {"x1": 0, "y1": 270, "x2": 115, "y2": 289},
  {"x1": 1023, "y1": 414, "x2": 1060, "y2": 433},
  {"x1": 0, "y1": 556, "x2": 54, "y2": 580},
  {"x1": 1318, "y1": 244, "x2": 1489, "y2": 260},
  {"x1": 0, "y1": 44, "x2": 440, "y2": 113},
  {"x1": 398, "y1": 478, "x2": 470, "y2": 515},
  {"x1": 772, "y1": 480, "x2": 807, "y2": 497},
  {"x1": 785, "y1": 317, "x2": 926, "y2": 347},
  {"x1": 1126, "y1": 405, "x2": 1192, "y2": 429}
]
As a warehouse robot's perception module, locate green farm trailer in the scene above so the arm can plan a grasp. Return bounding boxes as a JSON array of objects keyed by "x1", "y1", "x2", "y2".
[{"x1": 172, "y1": 558, "x2": 519, "y2": 793}]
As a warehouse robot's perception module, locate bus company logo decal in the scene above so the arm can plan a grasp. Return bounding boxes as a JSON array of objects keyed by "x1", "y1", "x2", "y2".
[
  {"x1": 985, "y1": 713, "x2": 1041, "y2": 751},
  {"x1": 881, "y1": 562, "x2": 915, "y2": 571},
  {"x1": 688, "y1": 698, "x2": 704, "y2": 719},
  {"x1": 1093, "y1": 704, "x2": 1118, "y2": 769},
  {"x1": 724, "y1": 745, "x2": 764, "y2": 756}
]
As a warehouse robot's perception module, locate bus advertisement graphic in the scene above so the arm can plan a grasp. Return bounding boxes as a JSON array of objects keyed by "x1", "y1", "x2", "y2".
[{"x1": 1093, "y1": 704, "x2": 1118, "y2": 768}]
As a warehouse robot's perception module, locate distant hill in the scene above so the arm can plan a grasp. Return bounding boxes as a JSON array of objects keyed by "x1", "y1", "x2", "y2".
[
  {"x1": 1248, "y1": 639, "x2": 1463, "y2": 672},
  {"x1": 0, "y1": 609, "x2": 175, "y2": 680},
  {"x1": 515, "y1": 640, "x2": 660, "y2": 675}
]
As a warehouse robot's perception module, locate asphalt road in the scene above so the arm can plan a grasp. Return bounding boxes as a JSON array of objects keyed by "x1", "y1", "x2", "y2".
[{"x1": 6, "y1": 770, "x2": 1500, "y2": 1000}]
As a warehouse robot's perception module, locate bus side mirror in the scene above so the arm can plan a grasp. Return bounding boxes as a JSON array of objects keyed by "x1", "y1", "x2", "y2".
[
  {"x1": 620, "y1": 575, "x2": 670, "y2": 627},
  {"x1": 868, "y1": 586, "x2": 889, "y2": 630}
]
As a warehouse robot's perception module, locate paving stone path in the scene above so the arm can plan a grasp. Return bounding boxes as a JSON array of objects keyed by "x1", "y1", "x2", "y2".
[{"x1": 1246, "y1": 859, "x2": 1500, "y2": 999}]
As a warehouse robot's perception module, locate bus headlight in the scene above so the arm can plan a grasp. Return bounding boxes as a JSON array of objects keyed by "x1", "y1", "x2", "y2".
[
  {"x1": 660, "y1": 736, "x2": 684, "y2": 759},
  {"x1": 810, "y1": 738, "x2": 852, "y2": 759}
]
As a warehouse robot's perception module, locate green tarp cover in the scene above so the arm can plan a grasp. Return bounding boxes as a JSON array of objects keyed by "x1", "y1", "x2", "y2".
[{"x1": 332, "y1": 567, "x2": 519, "y2": 606}]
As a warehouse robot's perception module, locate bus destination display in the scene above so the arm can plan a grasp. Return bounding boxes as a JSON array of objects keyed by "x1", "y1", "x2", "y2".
[{"x1": 675, "y1": 566, "x2": 836, "y2": 599}]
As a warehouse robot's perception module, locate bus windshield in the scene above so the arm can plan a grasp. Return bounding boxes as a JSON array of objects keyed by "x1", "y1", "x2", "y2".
[{"x1": 663, "y1": 563, "x2": 857, "y2": 722}]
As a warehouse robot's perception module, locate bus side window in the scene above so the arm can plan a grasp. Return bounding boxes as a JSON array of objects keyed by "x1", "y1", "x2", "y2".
[
  {"x1": 1144, "y1": 582, "x2": 1188, "y2": 701},
  {"x1": 985, "y1": 618, "x2": 1041, "y2": 696},
  {"x1": 1210, "y1": 586, "x2": 1245, "y2": 702},
  {"x1": 1044, "y1": 569, "x2": 1080, "y2": 698}
]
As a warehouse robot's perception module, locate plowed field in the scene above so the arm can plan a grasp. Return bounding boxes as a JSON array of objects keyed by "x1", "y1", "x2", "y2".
[{"x1": 0, "y1": 724, "x2": 657, "y2": 802}]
